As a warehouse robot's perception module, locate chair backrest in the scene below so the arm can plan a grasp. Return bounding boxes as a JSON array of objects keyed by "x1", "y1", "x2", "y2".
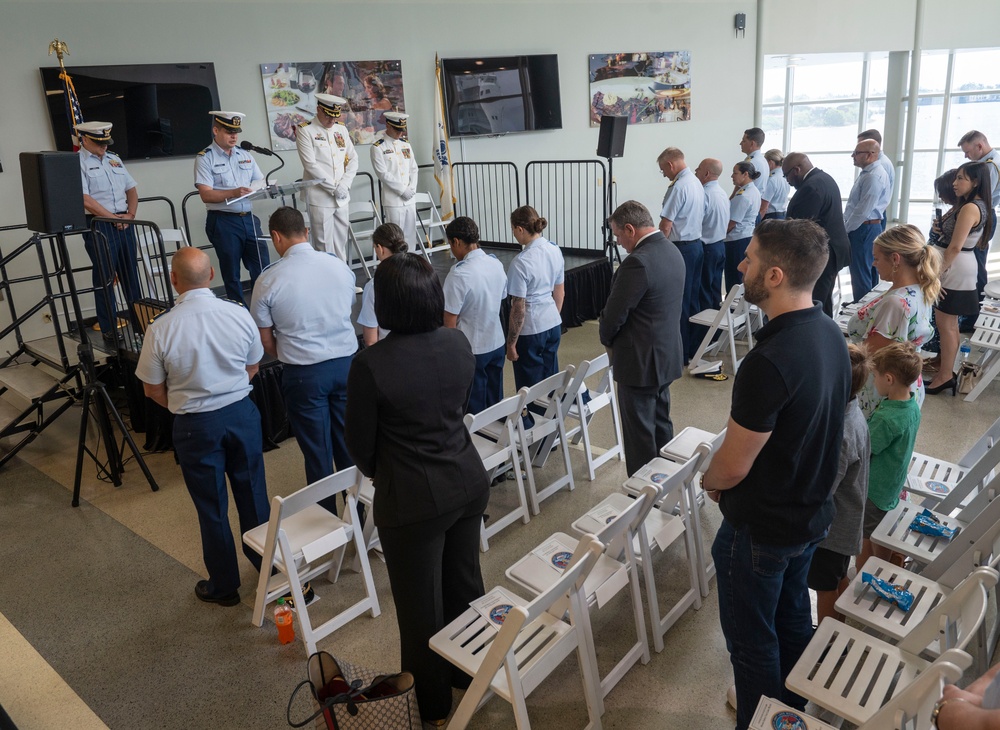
[
  {"x1": 898, "y1": 567, "x2": 998, "y2": 654},
  {"x1": 520, "y1": 367, "x2": 574, "y2": 421},
  {"x1": 655, "y1": 444, "x2": 710, "y2": 515},
  {"x1": 937, "y1": 436, "x2": 1000, "y2": 515},
  {"x1": 464, "y1": 391, "x2": 526, "y2": 452},
  {"x1": 276, "y1": 466, "x2": 363, "y2": 519},
  {"x1": 959, "y1": 414, "x2": 1000, "y2": 468},
  {"x1": 858, "y1": 649, "x2": 971, "y2": 730},
  {"x1": 569, "y1": 353, "x2": 613, "y2": 403},
  {"x1": 525, "y1": 535, "x2": 604, "y2": 624},
  {"x1": 412, "y1": 192, "x2": 434, "y2": 206},
  {"x1": 595, "y1": 484, "x2": 659, "y2": 555},
  {"x1": 933, "y1": 507, "x2": 1000, "y2": 586},
  {"x1": 924, "y1": 486, "x2": 1000, "y2": 582}
]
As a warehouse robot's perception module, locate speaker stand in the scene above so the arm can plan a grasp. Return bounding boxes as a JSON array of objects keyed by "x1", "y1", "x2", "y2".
[
  {"x1": 72, "y1": 342, "x2": 158, "y2": 507},
  {"x1": 602, "y1": 156, "x2": 622, "y2": 267}
]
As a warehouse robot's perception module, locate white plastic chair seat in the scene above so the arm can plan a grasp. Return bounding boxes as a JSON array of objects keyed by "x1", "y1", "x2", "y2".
[
  {"x1": 243, "y1": 506, "x2": 350, "y2": 574},
  {"x1": 908, "y1": 451, "x2": 965, "y2": 496},
  {"x1": 869, "y1": 501, "x2": 966, "y2": 566},
  {"x1": 514, "y1": 369, "x2": 576, "y2": 514},
  {"x1": 659, "y1": 426, "x2": 717, "y2": 463}
]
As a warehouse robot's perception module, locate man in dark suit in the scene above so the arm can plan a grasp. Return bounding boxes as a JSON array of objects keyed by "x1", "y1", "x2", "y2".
[
  {"x1": 783, "y1": 152, "x2": 850, "y2": 317},
  {"x1": 600, "y1": 200, "x2": 685, "y2": 475}
]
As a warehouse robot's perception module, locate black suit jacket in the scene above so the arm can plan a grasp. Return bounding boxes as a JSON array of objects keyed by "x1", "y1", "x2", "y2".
[
  {"x1": 344, "y1": 327, "x2": 489, "y2": 529},
  {"x1": 599, "y1": 231, "x2": 684, "y2": 388},
  {"x1": 786, "y1": 168, "x2": 850, "y2": 270}
]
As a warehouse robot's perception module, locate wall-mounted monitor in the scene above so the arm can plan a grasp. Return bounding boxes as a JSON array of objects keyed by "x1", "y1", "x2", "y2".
[
  {"x1": 441, "y1": 54, "x2": 562, "y2": 138},
  {"x1": 39, "y1": 63, "x2": 221, "y2": 161}
]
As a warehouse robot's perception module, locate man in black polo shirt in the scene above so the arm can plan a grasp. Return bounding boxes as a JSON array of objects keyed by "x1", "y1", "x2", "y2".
[{"x1": 701, "y1": 218, "x2": 850, "y2": 730}]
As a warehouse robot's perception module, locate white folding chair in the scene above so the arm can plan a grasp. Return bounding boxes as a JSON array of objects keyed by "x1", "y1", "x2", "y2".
[
  {"x1": 617, "y1": 446, "x2": 707, "y2": 652},
  {"x1": 465, "y1": 392, "x2": 531, "y2": 552},
  {"x1": 242, "y1": 467, "x2": 381, "y2": 656},
  {"x1": 507, "y1": 485, "x2": 658, "y2": 698},
  {"x1": 562, "y1": 353, "x2": 624, "y2": 481},
  {"x1": 908, "y1": 417, "x2": 1000, "y2": 503},
  {"x1": 136, "y1": 227, "x2": 188, "y2": 302},
  {"x1": 688, "y1": 284, "x2": 757, "y2": 374},
  {"x1": 964, "y1": 312, "x2": 1000, "y2": 402},
  {"x1": 347, "y1": 200, "x2": 381, "y2": 278},
  {"x1": 786, "y1": 572, "x2": 991, "y2": 727},
  {"x1": 431, "y1": 535, "x2": 605, "y2": 730},
  {"x1": 515, "y1": 369, "x2": 577, "y2": 514},
  {"x1": 413, "y1": 192, "x2": 450, "y2": 258}
]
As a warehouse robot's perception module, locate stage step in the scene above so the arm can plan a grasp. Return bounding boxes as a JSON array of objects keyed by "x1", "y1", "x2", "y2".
[
  {"x1": 0, "y1": 363, "x2": 65, "y2": 405},
  {"x1": 23, "y1": 336, "x2": 81, "y2": 369},
  {"x1": 0, "y1": 399, "x2": 24, "y2": 433}
]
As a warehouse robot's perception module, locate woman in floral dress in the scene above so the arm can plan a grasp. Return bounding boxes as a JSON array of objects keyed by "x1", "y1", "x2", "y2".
[{"x1": 847, "y1": 224, "x2": 942, "y2": 416}]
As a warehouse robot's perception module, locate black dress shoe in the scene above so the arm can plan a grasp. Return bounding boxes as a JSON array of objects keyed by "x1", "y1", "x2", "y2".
[
  {"x1": 195, "y1": 580, "x2": 241, "y2": 606},
  {"x1": 925, "y1": 375, "x2": 957, "y2": 396}
]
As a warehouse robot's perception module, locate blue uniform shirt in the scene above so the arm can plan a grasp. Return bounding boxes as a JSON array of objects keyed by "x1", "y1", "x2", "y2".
[
  {"x1": 249, "y1": 242, "x2": 357, "y2": 364},
  {"x1": 135, "y1": 288, "x2": 263, "y2": 414},
  {"x1": 727, "y1": 184, "x2": 762, "y2": 241},
  {"x1": 763, "y1": 168, "x2": 790, "y2": 213},
  {"x1": 507, "y1": 236, "x2": 565, "y2": 336},
  {"x1": 746, "y1": 150, "x2": 769, "y2": 192},
  {"x1": 79, "y1": 148, "x2": 136, "y2": 213},
  {"x1": 660, "y1": 167, "x2": 705, "y2": 241},
  {"x1": 844, "y1": 162, "x2": 890, "y2": 232},
  {"x1": 443, "y1": 248, "x2": 508, "y2": 354},
  {"x1": 702, "y1": 180, "x2": 730, "y2": 243},
  {"x1": 876, "y1": 152, "x2": 895, "y2": 204},
  {"x1": 194, "y1": 142, "x2": 264, "y2": 213},
  {"x1": 357, "y1": 277, "x2": 388, "y2": 340}
]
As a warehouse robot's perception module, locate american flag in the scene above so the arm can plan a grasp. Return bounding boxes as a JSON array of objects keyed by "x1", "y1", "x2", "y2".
[{"x1": 59, "y1": 69, "x2": 83, "y2": 150}]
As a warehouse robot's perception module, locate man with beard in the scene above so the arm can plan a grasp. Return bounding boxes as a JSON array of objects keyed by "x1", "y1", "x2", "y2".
[{"x1": 699, "y1": 219, "x2": 850, "y2": 730}]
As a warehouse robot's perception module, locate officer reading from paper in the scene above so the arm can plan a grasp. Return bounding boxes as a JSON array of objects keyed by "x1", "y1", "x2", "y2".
[
  {"x1": 370, "y1": 111, "x2": 419, "y2": 249},
  {"x1": 296, "y1": 93, "x2": 358, "y2": 261},
  {"x1": 194, "y1": 111, "x2": 268, "y2": 306},
  {"x1": 77, "y1": 121, "x2": 142, "y2": 343}
]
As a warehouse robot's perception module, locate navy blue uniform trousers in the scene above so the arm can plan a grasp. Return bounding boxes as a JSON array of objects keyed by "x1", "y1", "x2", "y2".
[{"x1": 205, "y1": 211, "x2": 269, "y2": 305}]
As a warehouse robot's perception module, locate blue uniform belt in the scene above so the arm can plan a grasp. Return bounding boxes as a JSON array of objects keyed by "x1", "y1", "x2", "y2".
[
  {"x1": 209, "y1": 210, "x2": 251, "y2": 217},
  {"x1": 674, "y1": 239, "x2": 700, "y2": 245}
]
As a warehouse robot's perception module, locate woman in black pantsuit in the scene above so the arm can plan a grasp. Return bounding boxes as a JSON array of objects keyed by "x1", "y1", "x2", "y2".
[{"x1": 344, "y1": 253, "x2": 490, "y2": 724}]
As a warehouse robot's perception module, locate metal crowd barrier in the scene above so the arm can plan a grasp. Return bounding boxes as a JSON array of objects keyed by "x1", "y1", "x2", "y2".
[{"x1": 524, "y1": 160, "x2": 607, "y2": 253}]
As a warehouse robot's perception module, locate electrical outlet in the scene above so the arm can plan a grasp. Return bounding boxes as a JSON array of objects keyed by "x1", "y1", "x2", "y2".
[{"x1": 42, "y1": 312, "x2": 52, "y2": 323}]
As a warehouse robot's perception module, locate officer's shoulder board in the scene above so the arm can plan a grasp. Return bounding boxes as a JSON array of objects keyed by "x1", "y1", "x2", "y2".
[
  {"x1": 373, "y1": 138, "x2": 384, "y2": 147},
  {"x1": 198, "y1": 147, "x2": 210, "y2": 156},
  {"x1": 488, "y1": 253, "x2": 499, "y2": 261},
  {"x1": 298, "y1": 120, "x2": 311, "y2": 128},
  {"x1": 221, "y1": 297, "x2": 246, "y2": 308},
  {"x1": 259, "y1": 260, "x2": 280, "y2": 274}
]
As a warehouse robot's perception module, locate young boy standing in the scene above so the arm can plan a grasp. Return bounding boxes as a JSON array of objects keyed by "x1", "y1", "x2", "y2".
[{"x1": 857, "y1": 341, "x2": 924, "y2": 571}]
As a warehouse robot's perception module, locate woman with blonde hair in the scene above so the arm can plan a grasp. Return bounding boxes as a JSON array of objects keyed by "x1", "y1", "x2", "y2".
[
  {"x1": 847, "y1": 224, "x2": 941, "y2": 416},
  {"x1": 761, "y1": 149, "x2": 789, "y2": 221}
]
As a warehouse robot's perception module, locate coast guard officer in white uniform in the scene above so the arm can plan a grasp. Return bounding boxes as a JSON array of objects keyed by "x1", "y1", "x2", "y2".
[
  {"x1": 370, "y1": 112, "x2": 419, "y2": 250},
  {"x1": 195, "y1": 111, "x2": 268, "y2": 306},
  {"x1": 296, "y1": 93, "x2": 358, "y2": 261},
  {"x1": 443, "y1": 216, "x2": 508, "y2": 414},
  {"x1": 250, "y1": 207, "x2": 357, "y2": 514},
  {"x1": 136, "y1": 246, "x2": 269, "y2": 607}
]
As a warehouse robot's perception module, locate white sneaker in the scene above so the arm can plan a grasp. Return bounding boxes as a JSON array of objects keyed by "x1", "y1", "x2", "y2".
[{"x1": 727, "y1": 684, "x2": 737, "y2": 711}]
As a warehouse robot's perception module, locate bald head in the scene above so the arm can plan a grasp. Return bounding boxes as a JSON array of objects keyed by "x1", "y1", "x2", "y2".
[
  {"x1": 852, "y1": 139, "x2": 880, "y2": 169},
  {"x1": 694, "y1": 158, "x2": 723, "y2": 184},
  {"x1": 782, "y1": 152, "x2": 813, "y2": 188},
  {"x1": 170, "y1": 247, "x2": 213, "y2": 294}
]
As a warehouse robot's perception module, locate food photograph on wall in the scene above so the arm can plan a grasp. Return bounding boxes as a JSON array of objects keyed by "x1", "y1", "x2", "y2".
[
  {"x1": 259, "y1": 60, "x2": 406, "y2": 149},
  {"x1": 589, "y1": 51, "x2": 691, "y2": 126}
]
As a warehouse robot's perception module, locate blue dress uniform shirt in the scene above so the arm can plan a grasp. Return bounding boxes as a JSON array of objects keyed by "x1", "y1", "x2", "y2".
[
  {"x1": 702, "y1": 180, "x2": 731, "y2": 242},
  {"x1": 135, "y1": 288, "x2": 263, "y2": 414},
  {"x1": 727, "y1": 184, "x2": 762, "y2": 241},
  {"x1": 507, "y1": 236, "x2": 565, "y2": 336},
  {"x1": 746, "y1": 150, "x2": 769, "y2": 192},
  {"x1": 194, "y1": 142, "x2": 263, "y2": 213},
  {"x1": 659, "y1": 167, "x2": 705, "y2": 242},
  {"x1": 443, "y1": 248, "x2": 508, "y2": 354},
  {"x1": 357, "y1": 278, "x2": 385, "y2": 338},
  {"x1": 249, "y1": 243, "x2": 357, "y2": 365},
  {"x1": 763, "y1": 169, "x2": 790, "y2": 213},
  {"x1": 876, "y1": 152, "x2": 895, "y2": 202},
  {"x1": 79, "y1": 148, "x2": 136, "y2": 212},
  {"x1": 844, "y1": 162, "x2": 890, "y2": 232}
]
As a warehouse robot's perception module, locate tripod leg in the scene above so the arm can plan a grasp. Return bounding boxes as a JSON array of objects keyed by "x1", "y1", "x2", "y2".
[
  {"x1": 90, "y1": 385, "x2": 123, "y2": 486},
  {"x1": 95, "y1": 384, "x2": 160, "y2": 493},
  {"x1": 72, "y1": 389, "x2": 92, "y2": 507}
]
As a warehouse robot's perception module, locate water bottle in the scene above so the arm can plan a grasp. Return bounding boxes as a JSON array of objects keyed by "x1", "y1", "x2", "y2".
[
  {"x1": 275, "y1": 597, "x2": 295, "y2": 645},
  {"x1": 960, "y1": 339, "x2": 971, "y2": 362}
]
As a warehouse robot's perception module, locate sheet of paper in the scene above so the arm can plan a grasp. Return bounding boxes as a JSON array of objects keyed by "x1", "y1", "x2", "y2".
[
  {"x1": 470, "y1": 587, "x2": 521, "y2": 630},
  {"x1": 531, "y1": 537, "x2": 576, "y2": 572},
  {"x1": 749, "y1": 697, "x2": 838, "y2": 730},
  {"x1": 624, "y1": 457, "x2": 680, "y2": 492},
  {"x1": 586, "y1": 502, "x2": 620, "y2": 527}
]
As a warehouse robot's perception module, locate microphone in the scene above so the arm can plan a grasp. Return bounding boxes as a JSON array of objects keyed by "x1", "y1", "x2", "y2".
[{"x1": 239, "y1": 140, "x2": 274, "y2": 156}]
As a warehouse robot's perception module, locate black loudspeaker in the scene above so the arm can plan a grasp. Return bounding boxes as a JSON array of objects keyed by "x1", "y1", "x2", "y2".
[
  {"x1": 596, "y1": 115, "x2": 628, "y2": 159},
  {"x1": 20, "y1": 151, "x2": 87, "y2": 234}
]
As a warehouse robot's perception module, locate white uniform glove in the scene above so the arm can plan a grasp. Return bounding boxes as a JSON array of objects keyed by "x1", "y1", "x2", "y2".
[
  {"x1": 334, "y1": 185, "x2": 349, "y2": 201},
  {"x1": 400, "y1": 188, "x2": 415, "y2": 202}
]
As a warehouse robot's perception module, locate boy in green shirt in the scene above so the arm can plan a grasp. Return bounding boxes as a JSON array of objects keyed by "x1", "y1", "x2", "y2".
[{"x1": 856, "y1": 341, "x2": 923, "y2": 571}]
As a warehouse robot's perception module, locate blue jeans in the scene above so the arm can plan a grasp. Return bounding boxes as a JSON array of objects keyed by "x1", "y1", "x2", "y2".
[
  {"x1": 713, "y1": 520, "x2": 819, "y2": 730},
  {"x1": 205, "y1": 211, "x2": 269, "y2": 306},
  {"x1": 675, "y1": 240, "x2": 704, "y2": 363},
  {"x1": 848, "y1": 224, "x2": 880, "y2": 302},
  {"x1": 281, "y1": 356, "x2": 355, "y2": 514},
  {"x1": 724, "y1": 237, "x2": 751, "y2": 293},
  {"x1": 469, "y1": 345, "x2": 505, "y2": 415}
]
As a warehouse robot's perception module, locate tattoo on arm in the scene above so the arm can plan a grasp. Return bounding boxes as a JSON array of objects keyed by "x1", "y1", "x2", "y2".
[{"x1": 507, "y1": 297, "x2": 526, "y2": 347}]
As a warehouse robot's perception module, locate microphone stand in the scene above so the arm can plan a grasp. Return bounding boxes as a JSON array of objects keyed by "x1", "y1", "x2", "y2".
[{"x1": 265, "y1": 151, "x2": 285, "y2": 188}]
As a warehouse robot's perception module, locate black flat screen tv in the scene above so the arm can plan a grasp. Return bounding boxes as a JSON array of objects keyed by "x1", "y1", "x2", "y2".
[
  {"x1": 441, "y1": 54, "x2": 562, "y2": 138},
  {"x1": 39, "y1": 62, "x2": 221, "y2": 160}
]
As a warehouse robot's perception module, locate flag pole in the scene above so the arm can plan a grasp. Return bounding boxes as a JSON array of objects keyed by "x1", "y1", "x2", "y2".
[{"x1": 48, "y1": 38, "x2": 82, "y2": 146}]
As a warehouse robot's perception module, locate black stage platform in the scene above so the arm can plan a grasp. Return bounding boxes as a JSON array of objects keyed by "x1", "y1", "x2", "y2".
[{"x1": 127, "y1": 245, "x2": 612, "y2": 453}]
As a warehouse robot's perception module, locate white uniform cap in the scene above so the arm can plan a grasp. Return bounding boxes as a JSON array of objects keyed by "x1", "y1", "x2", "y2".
[{"x1": 210, "y1": 111, "x2": 246, "y2": 131}]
